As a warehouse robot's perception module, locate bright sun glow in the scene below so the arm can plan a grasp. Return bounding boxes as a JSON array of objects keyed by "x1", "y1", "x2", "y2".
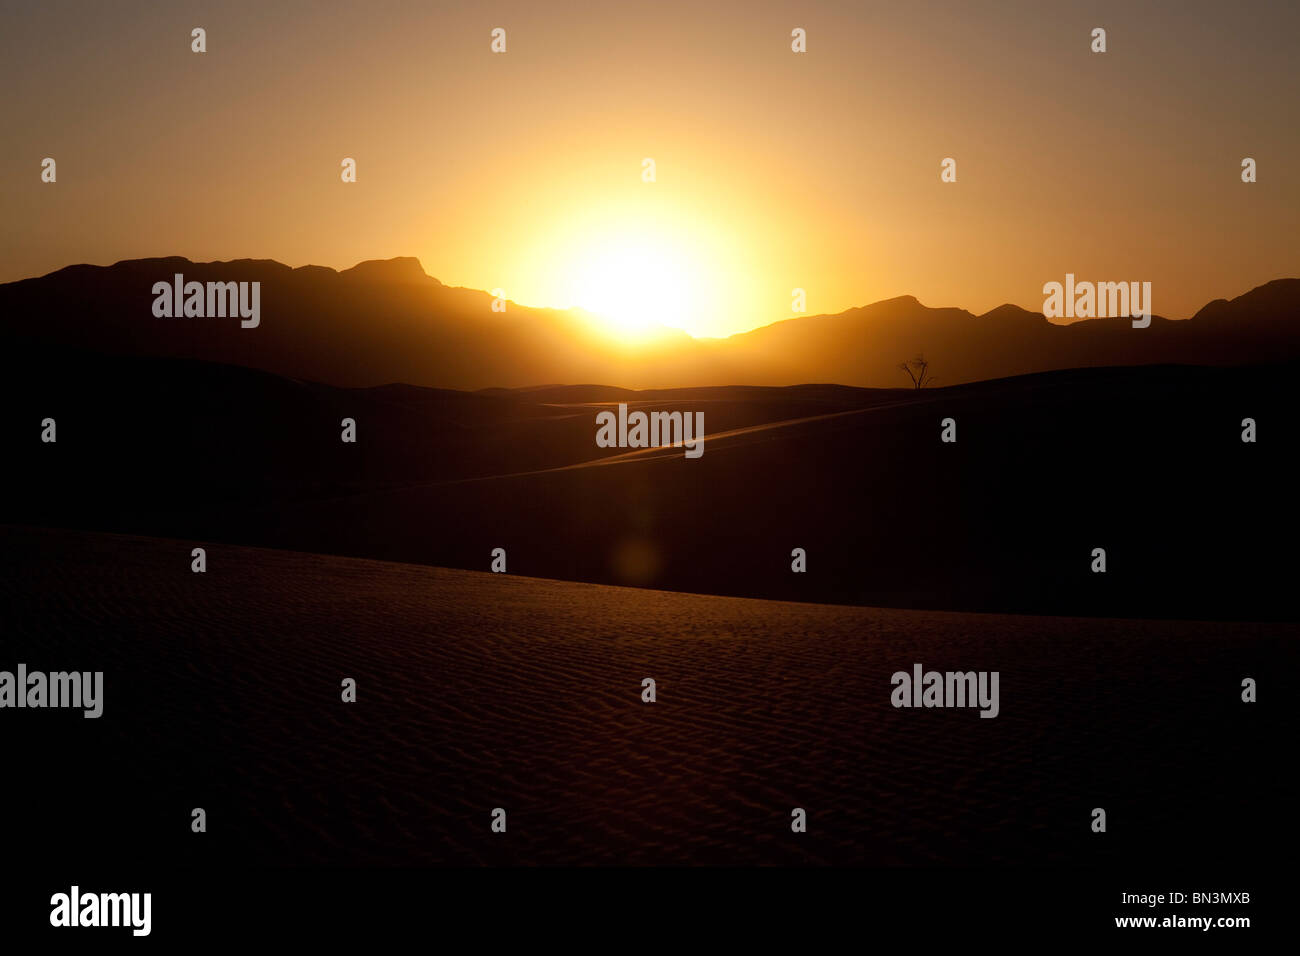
[
  {"x1": 504, "y1": 198, "x2": 754, "y2": 340},
  {"x1": 562, "y1": 235, "x2": 704, "y2": 341}
]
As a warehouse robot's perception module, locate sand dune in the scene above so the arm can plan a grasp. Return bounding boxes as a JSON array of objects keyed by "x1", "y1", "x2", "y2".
[
  {"x1": 379, "y1": 397, "x2": 933, "y2": 485},
  {"x1": 4, "y1": 351, "x2": 1294, "y2": 619},
  {"x1": 1, "y1": 526, "x2": 1288, "y2": 867}
]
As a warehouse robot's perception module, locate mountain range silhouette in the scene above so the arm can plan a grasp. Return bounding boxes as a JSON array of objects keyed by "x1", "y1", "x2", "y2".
[{"x1": 2, "y1": 256, "x2": 1297, "y2": 389}]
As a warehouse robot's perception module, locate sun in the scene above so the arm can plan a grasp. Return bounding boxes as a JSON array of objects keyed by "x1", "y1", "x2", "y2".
[{"x1": 565, "y1": 236, "x2": 701, "y2": 341}]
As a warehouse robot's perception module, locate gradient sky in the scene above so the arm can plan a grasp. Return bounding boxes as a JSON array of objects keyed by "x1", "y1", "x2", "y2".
[{"x1": 3, "y1": 0, "x2": 1297, "y2": 336}]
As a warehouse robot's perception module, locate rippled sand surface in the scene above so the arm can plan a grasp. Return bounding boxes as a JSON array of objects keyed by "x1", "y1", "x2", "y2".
[{"x1": 1, "y1": 526, "x2": 1287, "y2": 866}]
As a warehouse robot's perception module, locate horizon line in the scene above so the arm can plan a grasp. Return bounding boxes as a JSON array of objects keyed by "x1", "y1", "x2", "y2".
[{"x1": 7, "y1": 254, "x2": 1298, "y2": 335}]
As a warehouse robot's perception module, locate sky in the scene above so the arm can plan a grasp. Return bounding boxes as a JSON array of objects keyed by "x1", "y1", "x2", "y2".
[{"x1": 2, "y1": 0, "x2": 1297, "y2": 337}]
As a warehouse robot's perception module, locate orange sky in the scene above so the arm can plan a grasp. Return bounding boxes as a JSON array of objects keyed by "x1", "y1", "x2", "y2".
[{"x1": 3, "y1": 0, "x2": 1297, "y2": 337}]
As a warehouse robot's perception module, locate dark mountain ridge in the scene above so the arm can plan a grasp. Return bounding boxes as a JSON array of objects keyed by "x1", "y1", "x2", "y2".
[{"x1": 2, "y1": 256, "x2": 1297, "y2": 389}]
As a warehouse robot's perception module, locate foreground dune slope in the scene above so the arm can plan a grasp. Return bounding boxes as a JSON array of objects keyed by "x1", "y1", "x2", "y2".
[{"x1": 0, "y1": 526, "x2": 1287, "y2": 866}]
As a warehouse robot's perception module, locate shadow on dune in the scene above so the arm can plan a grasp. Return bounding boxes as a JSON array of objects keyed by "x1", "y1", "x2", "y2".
[{"x1": 1, "y1": 346, "x2": 1295, "y2": 621}]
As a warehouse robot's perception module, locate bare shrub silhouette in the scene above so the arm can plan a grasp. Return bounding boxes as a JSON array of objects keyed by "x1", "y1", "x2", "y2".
[{"x1": 898, "y1": 354, "x2": 938, "y2": 389}]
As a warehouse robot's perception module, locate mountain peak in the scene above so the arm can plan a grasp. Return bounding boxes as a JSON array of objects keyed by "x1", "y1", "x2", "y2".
[
  {"x1": 979, "y1": 303, "x2": 1044, "y2": 324},
  {"x1": 871, "y1": 294, "x2": 921, "y2": 309},
  {"x1": 1191, "y1": 277, "x2": 1300, "y2": 323},
  {"x1": 340, "y1": 257, "x2": 436, "y2": 284}
]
